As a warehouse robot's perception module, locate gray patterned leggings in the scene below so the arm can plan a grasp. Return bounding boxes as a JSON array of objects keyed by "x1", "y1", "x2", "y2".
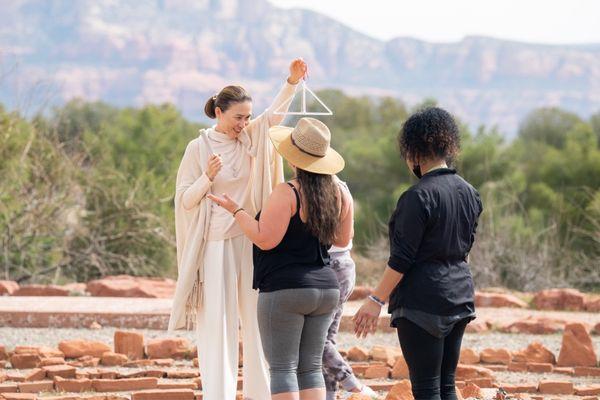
[{"x1": 322, "y1": 251, "x2": 361, "y2": 398}]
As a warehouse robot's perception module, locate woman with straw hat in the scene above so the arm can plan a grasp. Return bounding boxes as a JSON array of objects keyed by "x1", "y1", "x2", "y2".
[{"x1": 209, "y1": 117, "x2": 353, "y2": 400}]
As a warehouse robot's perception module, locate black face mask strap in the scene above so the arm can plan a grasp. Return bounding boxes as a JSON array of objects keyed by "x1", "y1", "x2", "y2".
[{"x1": 412, "y1": 164, "x2": 422, "y2": 179}]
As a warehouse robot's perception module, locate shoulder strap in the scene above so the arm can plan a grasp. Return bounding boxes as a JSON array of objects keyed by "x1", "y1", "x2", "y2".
[{"x1": 286, "y1": 182, "x2": 301, "y2": 215}]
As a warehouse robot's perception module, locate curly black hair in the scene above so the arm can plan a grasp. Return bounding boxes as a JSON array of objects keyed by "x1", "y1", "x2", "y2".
[{"x1": 398, "y1": 107, "x2": 460, "y2": 165}]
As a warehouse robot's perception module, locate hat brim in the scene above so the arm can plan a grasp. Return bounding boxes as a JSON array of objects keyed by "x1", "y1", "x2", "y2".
[{"x1": 269, "y1": 125, "x2": 345, "y2": 175}]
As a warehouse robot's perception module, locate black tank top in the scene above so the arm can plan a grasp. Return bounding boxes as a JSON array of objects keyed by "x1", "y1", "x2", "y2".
[{"x1": 252, "y1": 183, "x2": 339, "y2": 292}]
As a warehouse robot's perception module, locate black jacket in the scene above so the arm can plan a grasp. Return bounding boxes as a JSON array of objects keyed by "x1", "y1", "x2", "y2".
[{"x1": 387, "y1": 168, "x2": 483, "y2": 316}]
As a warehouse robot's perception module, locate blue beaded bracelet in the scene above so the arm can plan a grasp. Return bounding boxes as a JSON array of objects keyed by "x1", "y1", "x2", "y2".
[{"x1": 368, "y1": 294, "x2": 385, "y2": 307}]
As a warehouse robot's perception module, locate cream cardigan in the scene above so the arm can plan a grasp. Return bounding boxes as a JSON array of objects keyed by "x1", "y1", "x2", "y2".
[{"x1": 168, "y1": 81, "x2": 296, "y2": 330}]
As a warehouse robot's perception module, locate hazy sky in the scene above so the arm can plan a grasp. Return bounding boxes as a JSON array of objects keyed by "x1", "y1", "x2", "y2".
[{"x1": 270, "y1": 0, "x2": 600, "y2": 44}]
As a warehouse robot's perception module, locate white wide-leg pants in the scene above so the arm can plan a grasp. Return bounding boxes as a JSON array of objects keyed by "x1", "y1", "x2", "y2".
[{"x1": 196, "y1": 235, "x2": 270, "y2": 400}]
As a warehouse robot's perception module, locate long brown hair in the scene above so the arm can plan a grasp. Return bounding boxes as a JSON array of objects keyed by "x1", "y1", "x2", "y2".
[
  {"x1": 204, "y1": 86, "x2": 252, "y2": 119},
  {"x1": 296, "y1": 168, "x2": 341, "y2": 244}
]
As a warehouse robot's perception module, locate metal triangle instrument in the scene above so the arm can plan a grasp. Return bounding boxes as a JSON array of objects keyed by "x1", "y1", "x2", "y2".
[{"x1": 273, "y1": 80, "x2": 333, "y2": 116}]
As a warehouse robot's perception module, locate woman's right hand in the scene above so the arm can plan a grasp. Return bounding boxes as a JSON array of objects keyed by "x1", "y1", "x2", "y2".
[
  {"x1": 287, "y1": 58, "x2": 308, "y2": 84},
  {"x1": 206, "y1": 154, "x2": 222, "y2": 181},
  {"x1": 353, "y1": 299, "x2": 381, "y2": 338}
]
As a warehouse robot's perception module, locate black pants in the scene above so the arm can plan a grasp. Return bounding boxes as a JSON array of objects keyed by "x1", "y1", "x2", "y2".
[{"x1": 396, "y1": 317, "x2": 469, "y2": 400}]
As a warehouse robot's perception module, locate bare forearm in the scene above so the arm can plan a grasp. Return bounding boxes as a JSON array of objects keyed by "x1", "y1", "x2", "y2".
[
  {"x1": 234, "y1": 210, "x2": 268, "y2": 247},
  {"x1": 371, "y1": 266, "x2": 403, "y2": 302}
]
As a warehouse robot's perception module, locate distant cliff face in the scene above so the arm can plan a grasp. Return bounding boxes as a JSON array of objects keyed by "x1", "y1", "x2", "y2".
[{"x1": 2, "y1": 0, "x2": 599, "y2": 135}]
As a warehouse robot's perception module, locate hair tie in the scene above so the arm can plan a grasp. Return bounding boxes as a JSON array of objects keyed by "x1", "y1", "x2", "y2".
[{"x1": 212, "y1": 95, "x2": 217, "y2": 101}]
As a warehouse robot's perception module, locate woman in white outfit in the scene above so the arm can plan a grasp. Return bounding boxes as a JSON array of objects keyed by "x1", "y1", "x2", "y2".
[{"x1": 169, "y1": 58, "x2": 307, "y2": 400}]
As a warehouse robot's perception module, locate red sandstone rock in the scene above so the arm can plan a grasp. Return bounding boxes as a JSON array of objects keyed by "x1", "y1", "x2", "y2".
[
  {"x1": 557, "y1": 323, "x2": 598, "y2": 367},
  {"x1": 481, "y1": 348, "x2": 512, "y2": 365},
  {"x1": 0, "y1": 281, "x2": 19, "y2": 295},
  {"x1": 573, "y1": 366, "x2": 600, "y2": 376},
  {"x1": 385, "y1": 379, "x2": 413, "y2": 400},
  {"x1": 58, "y1": 339, "x2": 111, "y2": 358},
  {"x1": 455, "y1": 364, "x2": 494, "y2": 380},
  {"x1": 369, "y1": 345, "x2": 401, "y2": 367},
  {"x1": 92, "y1": 377, "x2": 158, "y2": 392},
  {"x1": 131, "y1": 389, "x2": 195, "y2": 400},
  {"x1": 391, "y1": 355, "x2": 409, "y2": 379},
  {"x1": 500, "y1": 316, "x2": 565, "y2": 334},
  {"x1": 13, "y1": 346, "x2": 63, "y2": 359},
  {"x1": 512, "y1": 342, "x2": 556, "y2": 364},
  {"x1": 13, "y1": 284, "x2": 70, "y2": 296},
  {"x1": 68, "y1": 355, "x2": 100, "y2": 367},
  {"x1": 9, "y1": 354, "x2": 41, "y2": 369},
  {"x1": 17, "y1": 380, "x2": 54, "y2": 393},
  {"x1": 54, "y1": 376, "x2": 93, "y2": 392},
  {"x1": 364, "y1": 364, "x2": 390, "y2": 379},
  {"x1": 42, "y1": 365, "x2": 76, "y2": 379},
  {"x1": 39, "y1": 357, "x2": 65, "y2": 366},
  {"x1": 466, "y1": 377, "x2": 496, "y2": 388},
  {"x1": 346, "y1": 346, "x2": 369, "y2": 362},
  {"x1": 475, "y1": 292, "x2": 528, "y2": 308},
  {"x1": 527, "y1": 362, "x2": 553, "y2": 373},
  {"x1": 100, "y1": 352, "x2": 128, "y2": 366},
  {"x1": 461, "y1": 382, "x2": 483, "y2": 398},
  {"x1": 538, "y1": 379, "x2": 574, "y2": 394},
  {"x1": 145, "y1": 338, "x2": 190, "y2": 359},
  {"x1": 465, "y1": 320, "x2": 490, "y2": 333},
  {"x1": 86, "y1": 275, "x2": 175, "y2": 298},
  {"x1": 585, "y1": 295, "x2": 600, "y2": 312},
  {"x1": 575, "y1": 385, "x2": 600, "y2": 396},
  {"x1": 348, "y1": 362, "x2": 370, "y2": 377},
  {"x1": 533, "y1": 288, "x2": 585, "y2": 311},
  {"x1": 114, "y1": 331, "x2": 144, "y2": 360},
  {"x1": 0, "y1": 393, "x2": 37, "y2": 400},
  {"x1": 508, "y1": 362, "x2": 528, "y2": 372},
  {"x1": 0, "y1": 382, "x2": 19, "y2": 392},
  {"x1": 459, "y1": 348, "x2": 480, "y2": 364},
  {"x1": 553, "y1": 366, "x2": 574, "y2": 375}
]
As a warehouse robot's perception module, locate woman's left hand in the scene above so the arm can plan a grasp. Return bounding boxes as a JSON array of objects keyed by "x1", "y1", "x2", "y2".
[
  {"x1": 288, "y1": 58, "x2": 308, "y2": 84},
  {"x1": 207, "y1": 193, "x2": 239, "y2": 214},
  {"x1": 352, "y1": 299, "x2": 382, "y2": 338}
]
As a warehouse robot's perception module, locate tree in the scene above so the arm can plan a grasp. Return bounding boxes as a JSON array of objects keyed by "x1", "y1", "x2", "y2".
[{"x1": 518, "y1": 107, "x2": 582, "y2": 149}]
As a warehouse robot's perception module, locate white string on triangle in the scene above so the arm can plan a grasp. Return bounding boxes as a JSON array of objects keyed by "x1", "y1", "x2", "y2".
[{"x1": 273, "y1": 80, "x2": 333, "y2": 116}]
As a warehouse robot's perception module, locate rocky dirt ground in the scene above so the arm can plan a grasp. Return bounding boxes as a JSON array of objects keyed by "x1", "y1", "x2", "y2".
[
  {"x1": 0, "y1": 324, "x2": 599, "y2": 399},
  {"x1": 1, "y1": 279, "x2": 599, "y2": 400}
]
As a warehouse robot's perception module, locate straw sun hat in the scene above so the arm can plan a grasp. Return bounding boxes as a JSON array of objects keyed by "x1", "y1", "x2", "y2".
[{"x1": 268, "y1": 117, "x2": 345, "y2": 175}]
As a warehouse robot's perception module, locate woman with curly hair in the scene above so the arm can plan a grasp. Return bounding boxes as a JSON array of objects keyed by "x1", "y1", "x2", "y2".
[{"x1": 353, "y1": 107, "x2": 483, "y2": 400}]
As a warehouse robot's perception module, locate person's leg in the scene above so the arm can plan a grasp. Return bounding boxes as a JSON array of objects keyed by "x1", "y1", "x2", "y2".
[
  {"x1": 196, "y1": 240, "x2": 239, "y2": 400},
  {"x1": 258, "y1": 289, "x2": 308, "y2": 400},
  {"x1": 237, "y1": 237, "x2": 271, "y2": 399},
  {"x1": 396, "y1": 317, "x2": 444, "y2": 400},
  {"x1": 322, "y1": 254, "x2": 361, "y2": 400},
  {"x1": 439, "y1": 318, "x2": 470, "y2": 400},
  {"x1": 298, "y1": 288, "x2": 340, "y2": 400}
]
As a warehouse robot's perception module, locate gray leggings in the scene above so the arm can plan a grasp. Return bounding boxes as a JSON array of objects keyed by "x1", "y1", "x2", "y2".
[{"x1": 258, "y1": 288, "x2": 340, "y2": 394}]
